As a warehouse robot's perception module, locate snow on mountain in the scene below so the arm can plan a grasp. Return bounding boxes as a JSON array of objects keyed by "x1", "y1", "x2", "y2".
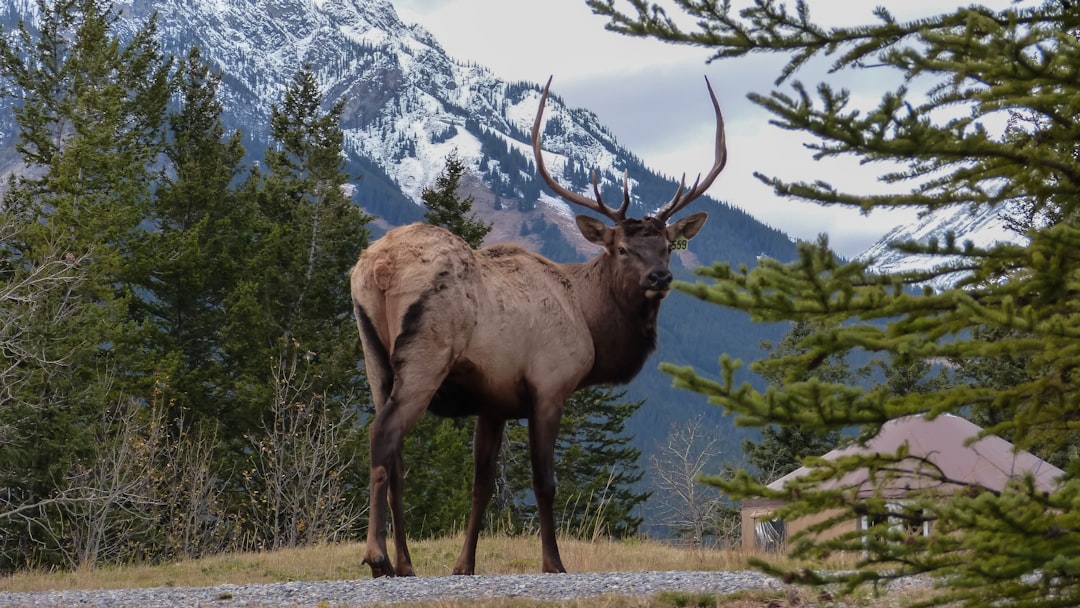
[
  {"x1": 855, "y1": 202, "x2": 1027, "y2": 290},
  {"x1": 0, "y1": 0, "x2": 744, "y2": 247},
  {"x1": 102, "y1": 0, "x2": 628, "y2": 218}
]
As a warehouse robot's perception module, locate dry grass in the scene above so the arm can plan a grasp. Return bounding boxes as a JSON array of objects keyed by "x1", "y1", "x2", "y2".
[
  {"x1": 0, "y1": 535, "x2": 916, "y2": 607},
  {"x1": 0, "y1": 535, "x2": 759, "y2": 592}
]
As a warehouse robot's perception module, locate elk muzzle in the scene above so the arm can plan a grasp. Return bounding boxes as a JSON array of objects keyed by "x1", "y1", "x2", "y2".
[{"x1": 643, "y1": 268, "x2": 673, "y2": 299}]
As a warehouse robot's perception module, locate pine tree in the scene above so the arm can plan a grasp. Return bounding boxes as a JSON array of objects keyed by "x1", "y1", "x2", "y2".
[
  {"x1": 590, "y1": 1, "x2": 1080, "y2": 605},
  {"x1": 950, "y1": 325, "x2": 1079, "y2": 468},
  {"x1": 552, "y1": 388, "x2": 648, "y2": 538},
  {"x1": 422, "y1": 149, "x2": 492, "y2": 248},
  {"x1": 228, "y1": 64, "x2": 371, "y2": 419},
  {"x1": 235, "y1": 65, "x2": 372, "y2": 548},
  {"x1": 743, "y1": 321, "x2": 849, "y2": 483},
  {"x1": 399, "y1": 415, "x2": 474, "y2": 538},
  {"x1": 502, "y1": 388, "x2": 648, "y2": 539},
  {"x1": 138, "y1": 46, "x2": 255, "y2": 427},
  {"x1": 0, "y1": 0, "x2": 170, "y2": 569}
]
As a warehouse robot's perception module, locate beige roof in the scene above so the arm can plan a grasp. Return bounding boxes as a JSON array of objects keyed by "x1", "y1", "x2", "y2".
[{"x1": 764, "y1": 414, "x2": 1064, "y2": 499}]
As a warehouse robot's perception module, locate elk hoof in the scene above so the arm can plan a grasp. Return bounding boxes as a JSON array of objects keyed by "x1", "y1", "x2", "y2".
[
  {"x1": 362, "y1": 555, "x2": 395, "y2": 578},
  {"x1": 451, "y1": 566, "x2": 475, "y2": 575}
]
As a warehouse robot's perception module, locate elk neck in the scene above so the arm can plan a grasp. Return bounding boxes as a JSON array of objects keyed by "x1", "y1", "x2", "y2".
[{"x1": 566, "y1": 253, "x2": 662, "y2": 387}]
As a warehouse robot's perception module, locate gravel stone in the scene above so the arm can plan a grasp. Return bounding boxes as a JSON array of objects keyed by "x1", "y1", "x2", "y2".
[{"x1": 0, "y1": 570, "x2": 785, "y2": 607}]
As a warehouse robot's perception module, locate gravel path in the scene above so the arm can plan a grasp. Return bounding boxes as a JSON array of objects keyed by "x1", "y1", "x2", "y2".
[{"x1": 0, "y1": 570, "x2": 785, "y2": 607}]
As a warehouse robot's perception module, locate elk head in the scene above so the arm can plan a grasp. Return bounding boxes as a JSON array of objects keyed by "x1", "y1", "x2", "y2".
[{"x1": 531, "y1": 76, "x2": 727, "y2": 300}]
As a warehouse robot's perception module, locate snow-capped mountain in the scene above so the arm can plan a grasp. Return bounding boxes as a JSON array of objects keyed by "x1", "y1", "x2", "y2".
[
  {"x1": 1, "y1": 0, "x2": 637, "y2": 237},
  {"x1": 855, "y1": 203, "x2": 1027, "y2": 290},
  {"x1": 122, "y1": 0, "x2": 651, "y2": 243}
]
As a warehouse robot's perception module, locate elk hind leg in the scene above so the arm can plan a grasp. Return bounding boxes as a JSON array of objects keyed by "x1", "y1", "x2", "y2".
[
  {"x1": 364, "y1": 333, "x2": 456, "y2": 576},
  {"x1": 364, "y1": 386, "x2": 438, "y2": 577}
]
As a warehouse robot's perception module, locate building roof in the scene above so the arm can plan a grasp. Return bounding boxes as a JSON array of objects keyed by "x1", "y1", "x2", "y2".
[{"x1": 763, "y1": 414, "x2": 1064, "y2": 500}]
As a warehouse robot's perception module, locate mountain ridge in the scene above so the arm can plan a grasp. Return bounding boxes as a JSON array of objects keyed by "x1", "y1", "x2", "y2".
[{"x1": 857, "y1": 203, "x2": 1026, "y2": 291}]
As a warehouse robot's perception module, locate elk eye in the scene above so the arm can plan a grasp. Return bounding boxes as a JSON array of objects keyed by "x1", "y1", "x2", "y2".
[{"x1": 617, "y1": 246, "x2": 627, "y2": 256}]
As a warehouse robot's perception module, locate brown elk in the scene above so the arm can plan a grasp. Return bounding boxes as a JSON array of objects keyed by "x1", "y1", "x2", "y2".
[{"x1": 350, "y1": 76, "x2": 726, "y2": 577}]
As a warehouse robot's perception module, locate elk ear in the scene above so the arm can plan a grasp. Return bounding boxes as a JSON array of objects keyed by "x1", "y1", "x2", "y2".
[
  {"x1": 576, "y1": 214, "x2": 614, "y2": 247},
  {"x1": 666, "y1": 212, "x2": 708, "y2": 242}
]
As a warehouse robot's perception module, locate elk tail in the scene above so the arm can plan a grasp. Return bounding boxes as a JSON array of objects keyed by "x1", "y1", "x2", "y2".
[{"x1": 355, "y1": 300, "x2": 393, "y2": 409}]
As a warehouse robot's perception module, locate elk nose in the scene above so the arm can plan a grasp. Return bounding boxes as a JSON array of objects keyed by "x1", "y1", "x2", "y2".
[{"x1": 648, "y1": 269, "x2": 673, "y2": 290}]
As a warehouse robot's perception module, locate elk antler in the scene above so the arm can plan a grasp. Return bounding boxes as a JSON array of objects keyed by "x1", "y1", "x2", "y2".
[
  {"x1": 532, "y1": 76, "x2": 630, "y2": 224},
  {"x1": 654, "y1": 76, "x2": 727, "y2": 223}
]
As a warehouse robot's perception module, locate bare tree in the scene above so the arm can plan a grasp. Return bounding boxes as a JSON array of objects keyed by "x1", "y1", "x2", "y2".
[
  {"x1": 61, "y1": 398, "x2": 166, "y2": 569},
  {"x1": 150, "y1": 396, "x2": 233, "y2": 561},
  {"x1": 3, "y1": 380, "x2": 236, "y2": 567},
  {"x1": 243, "y1": 339, "x2": 364, "y2": 550},
  {"x1": 650, "y1": 416, "x2": 739, "y2": 549}
]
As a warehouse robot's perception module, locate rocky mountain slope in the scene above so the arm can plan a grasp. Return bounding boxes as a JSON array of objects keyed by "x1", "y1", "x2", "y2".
[{"x1": 856, "y1": 203, "x2": 1026, "y2": 291}]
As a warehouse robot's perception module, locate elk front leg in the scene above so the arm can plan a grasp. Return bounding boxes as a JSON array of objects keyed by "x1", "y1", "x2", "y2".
[
  {"x1": 529, "y1": 409, "x2": 566, "y2": 574},
  {"x1": 454, "y1": 414, "x2": 505, "y2": 575}
]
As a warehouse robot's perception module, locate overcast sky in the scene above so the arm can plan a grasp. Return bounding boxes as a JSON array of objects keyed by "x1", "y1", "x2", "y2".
[{"x1": 393, "y1": 0, "x2": 1025, "y2": 258}]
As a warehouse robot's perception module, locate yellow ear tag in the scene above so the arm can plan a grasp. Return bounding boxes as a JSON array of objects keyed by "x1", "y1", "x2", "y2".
[{"x1": 672, "y1": 235, "x2": 690, "y2": 252}]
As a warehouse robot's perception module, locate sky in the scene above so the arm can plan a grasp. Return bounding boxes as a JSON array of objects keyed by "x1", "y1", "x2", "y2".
[{"x1": 393, "y1": 0, "x2": 1026, "y2": 259}]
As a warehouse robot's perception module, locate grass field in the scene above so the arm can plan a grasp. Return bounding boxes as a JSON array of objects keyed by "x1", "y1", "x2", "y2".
[{"x1": 0, "y1": 535, "x2": 919, "y2": 607}]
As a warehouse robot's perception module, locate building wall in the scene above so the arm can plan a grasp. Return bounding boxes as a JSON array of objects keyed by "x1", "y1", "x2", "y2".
[{"x1": 741, "y1": 506, "x2": 858, "y2": 553}]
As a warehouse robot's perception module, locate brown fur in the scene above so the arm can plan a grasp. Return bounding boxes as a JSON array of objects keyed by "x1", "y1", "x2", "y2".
[
  {"x1": 351, "y1": 213, "x2": 706, "y2": 577},
  {"x1": 352, "y1": 75, "x2": 726, "y2": 579}
]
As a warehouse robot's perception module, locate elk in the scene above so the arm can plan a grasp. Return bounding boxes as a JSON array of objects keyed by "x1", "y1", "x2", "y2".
[{"x1": 350, "y1": 76, "x2": 727, "y2": 577}]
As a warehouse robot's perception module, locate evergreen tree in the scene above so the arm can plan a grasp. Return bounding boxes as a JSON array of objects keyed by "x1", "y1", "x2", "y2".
[
  {"x1": 746, "y1": 320, "x2": 951, "y2": 483},
  {"x1": 139, "y1": 46, "x2": 254, "y2": 427},
  {"x1": 259, "y1": 65, "x2": 368, "y2": 345},
  {"x1": 0, "y1": 0, "x2": 170, "y2": 569},
  {"x1": 590, "y1": 0, "x2": 1080, "y2": 605},
  {"x1": 232, "y1": 65, "x2": 371, "y2": 416},
  {"x1": 743, "y1": 321, "x2": 849, "y2": 483},
  {"x1": 552, "y1": 388, "x2": 648, "y2": 538},
  {"x1": 399, "y1": 415, "x2": 474, "y2": 538},
  {"x1": 234, "y1": 65, "x2": 372, "y2": 548},
  {"x1": 503, "y1": 388, "x2": 648, "y2": 539},
  {"x1": 950, "y1": 325, "x2": 1079, "y2": 468},
  {"x1": 422, "y1": 149, "x2": 492, "y2": 248}
]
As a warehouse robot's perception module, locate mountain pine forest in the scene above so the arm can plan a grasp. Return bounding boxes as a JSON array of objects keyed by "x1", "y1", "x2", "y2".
[{"x1": 0, "y1": 0, "x2": 803, "y2": 570}]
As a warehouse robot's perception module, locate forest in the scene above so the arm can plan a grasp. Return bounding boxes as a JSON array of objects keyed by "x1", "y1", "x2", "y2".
[{"x1": 0, "y1": 1, "x2": 656, "y2": 571}]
